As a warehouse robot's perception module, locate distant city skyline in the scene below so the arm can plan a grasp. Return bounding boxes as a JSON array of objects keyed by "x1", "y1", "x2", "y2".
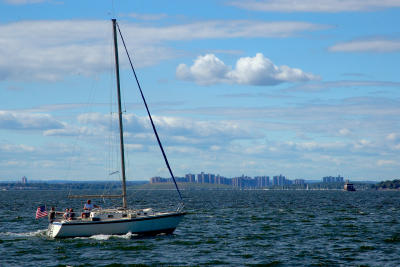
[
  {"x1": 0, "y1": 1, "x2": 399, "y2": 181},
  {"x1": 150, "y1": 173, "x2": 351, "y2": 188}
]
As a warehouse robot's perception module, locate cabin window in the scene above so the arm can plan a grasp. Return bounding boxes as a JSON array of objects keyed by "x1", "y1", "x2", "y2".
[
  {"x1": 108, "y1": 215, "x2": 114, "y2": 218},
  {"x1": 122, "y1": 214, "x2": 127, "y2": 217}
]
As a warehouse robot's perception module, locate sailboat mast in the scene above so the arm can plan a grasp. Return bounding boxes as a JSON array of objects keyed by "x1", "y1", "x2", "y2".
[{"x1": 112, "y1": 19, "x2": 127, "y2": 209}]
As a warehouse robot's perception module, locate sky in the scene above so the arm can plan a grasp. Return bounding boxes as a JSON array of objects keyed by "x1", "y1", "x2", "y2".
[{"x1": 0, "y1": 0, "x2": 399, "y2": 181}]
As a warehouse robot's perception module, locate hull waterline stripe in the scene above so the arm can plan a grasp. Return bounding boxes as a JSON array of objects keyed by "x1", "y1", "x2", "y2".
[{"x1": 51, "y1": 212, "x2": 186, "y2": 226}]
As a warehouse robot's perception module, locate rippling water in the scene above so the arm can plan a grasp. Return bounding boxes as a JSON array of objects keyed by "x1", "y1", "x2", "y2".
[{"x1": 0, "y1": 189, "x2": 399, "y2": 266}]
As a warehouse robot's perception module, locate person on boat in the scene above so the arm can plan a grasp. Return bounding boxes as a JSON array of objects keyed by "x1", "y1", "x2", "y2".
[
  {"x1": 68, "y1": 208, "x2": 75, "y2": 220},
  {"x1": 81, "y1": 200, "x2": 99, "y2": 218},
  {"x1": 63, "y1": 208, "x2": 70, "y2": 220},
  {"x1": 48, "y1": 206, "x2": 56, "y2": 223}
]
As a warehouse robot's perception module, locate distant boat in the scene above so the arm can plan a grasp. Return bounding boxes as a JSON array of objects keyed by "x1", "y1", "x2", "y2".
[
  {"x1": 47, "y1": 19, "x2": 185, "y2": 238},
  {"x1": 344, "y1": 181, "x2": 356, "y2": 191}
]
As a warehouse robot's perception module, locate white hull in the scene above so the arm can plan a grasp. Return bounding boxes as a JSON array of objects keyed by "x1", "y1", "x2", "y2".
[{"x1": 48, "y1": 212, "x2": 185, "y2": 238}]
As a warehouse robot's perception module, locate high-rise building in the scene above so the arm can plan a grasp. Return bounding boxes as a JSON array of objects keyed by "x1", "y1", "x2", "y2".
[
  {"x1": 197, "y1": 172, "x2": 205, "y2": 183},
  {"x1": 294, "y1": 179, "x2": 305, "y2": 185},
  {"x1": 150, "y1": 176, "x2": 169, "y2": 183},
  {"x1": 323, "y1": 175, "x2": 344, "y2": 183},
  {"x1": 210, "y1": 174, "x2": 215, "y2": 184},
  {"x1": 272, "y1": 175, "x2": 286, "y2": 186},
  {"x1": 255, "y1": 176, "x2": 269, "y2": 187},
  {"x1": 185, "y1": 173, "x2": 196, "y2": 183},
  {"x1": 21, "y1": 176, "x2": 27, "y2": 184}
]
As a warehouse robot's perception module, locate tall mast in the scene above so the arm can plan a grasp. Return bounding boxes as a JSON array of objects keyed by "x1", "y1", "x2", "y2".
[{"x1": 112, "y1": 19, "x2": 127, "y2": 209}]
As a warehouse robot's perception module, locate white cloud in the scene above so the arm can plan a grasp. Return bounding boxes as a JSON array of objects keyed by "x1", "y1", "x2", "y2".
[
  {"x1": 210, "y1": 145, "x2": 221, "y2": 151},
  {"x1": 176, "y1": 54, "x2": 231, "y2": 85},
  {"x1": 177, "y1": 53, "x2": 319, "y2": 86},
  {"x1": 377, "y1": 159, "x2": 397, "y2": 166},
  {"x1": 329, "y1": 39, "x2": 400, "y2": 53},
  {"x1": 0, "y1": 19, "x2": 324, "y2": 82},
  {"x1": 165, "y1": 96, "x2": 400, "y2": 145},
  {"x1": 43, "y1": 126, "x2": 95, "y2": 136},
  {"x1": 124, "y1": 13, "x2": 168, "y2": 21},
  {"x1": 353, "y1": 139, "x2": 372, "y2": 149},
  {"x1": 4, "y1": 0, "x2": 46, "y2": 4},
  {"x1": 0, "y1": 144, "x2": 35, "y2": 153},
  {"x1": 285, "y1": 80, "x2": 400, "y2": 92},
  {"x1": 229, "y1": 0, "x2": 400, "y2": 13},
  {"x1": 339, "y1": 128, "x2": 351, "y2": 136},
  {"x1": 285, "y1": 140, "x2": 347, "y2": 152},
  {"x1": 0, "y1": 110, "x2": 64, "y2": 130},
  {"x1": 52, "y1": 112, "x2": 257, "y2": 146},
  {"x1": 125, "y1": 144, "x2": 145, "y2": 151},
  {"x1": 387, "y1": 133, "x2": 399, "y2": 141}
]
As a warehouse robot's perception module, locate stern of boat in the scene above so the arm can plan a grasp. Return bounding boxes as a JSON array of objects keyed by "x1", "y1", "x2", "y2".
[{"x1": 47, "y1": 222, "x2": 62, "y2": 238}]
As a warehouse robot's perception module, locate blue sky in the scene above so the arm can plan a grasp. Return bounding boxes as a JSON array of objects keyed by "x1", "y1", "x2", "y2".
[{"x1": 0, "y1": 0, "x2": 399, "y2": 181}]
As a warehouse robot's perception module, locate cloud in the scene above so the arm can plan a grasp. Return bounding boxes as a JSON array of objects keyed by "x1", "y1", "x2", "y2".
[
  {"x1": 387, "y1": 133, "x2": 399, "y2": 141},
  {"x1": 0, "y1": 19, "x2": 325, "y2": 82},
  {"x1": 339, "y1": 128, "x2": 351, "y2": 136},
  {"x1": 228, "y1": 0, "x2": 400, "y2": 13},
  {"x1": 123, "y1": 13, "x2": 168, "y2": 21},
  {"x1": 3, "y1": 96, "x2": 400, "y2": 179},
  {"x1": 0, "y1": 143, "x2": 35, "y2": 153},
  {"x1": 176, "y1": 54, "x2": 231, "y2": 85},
  {"x1": 285, "y1": 80, "x2": 400, "y2": 92},
  {"x1": 377, "y1": 159, "x2": 397, "y2": 166},
  {"x1": 4, "y1": 0, "x2": 46, "y2": 4},
  {"x1": 329, "y1": 39, "x2": 400, "y2": 53},
  {"x1": 163, "y1": 96, "x2": 400, "y2": 146},
  {"x1": 0, "y1": 110, "x2": 64, "y2": 130},
  {"x1": 76, "y1": 112, "x2": 256, "y2": 141},
  {"x1": 176, "y1": 53, "x2": 319, "y2": 86},
  {"x1": 43, "y1": 126, "x2": 95, "y2": 137},
  {"x1": 353, "y1": 139, "x2": 372, "y2": 149}
]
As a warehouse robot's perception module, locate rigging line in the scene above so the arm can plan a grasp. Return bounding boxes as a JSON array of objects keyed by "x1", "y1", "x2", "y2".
[{"x1": 116, "y1": 21, "x2": 183, "y2": 202}]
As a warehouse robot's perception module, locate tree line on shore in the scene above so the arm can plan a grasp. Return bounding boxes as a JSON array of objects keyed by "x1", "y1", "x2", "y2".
[{"x1": 371, "y1": 179, "x2": 400, "y2": 190}]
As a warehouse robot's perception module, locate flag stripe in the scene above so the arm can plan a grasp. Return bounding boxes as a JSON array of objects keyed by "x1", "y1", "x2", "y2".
[{"x1": 36, "y1": 205, "x2": 48, "y2": 219}]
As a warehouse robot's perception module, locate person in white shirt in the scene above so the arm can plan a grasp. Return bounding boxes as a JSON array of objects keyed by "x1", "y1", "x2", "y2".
[{"x1": 81, "y1": 199, "x2": 99, "y2": 218}]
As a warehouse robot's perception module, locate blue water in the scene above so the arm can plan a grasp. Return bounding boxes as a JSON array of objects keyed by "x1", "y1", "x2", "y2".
[{"x1": 0, "y1": 190, "x2": 399, "y2": 266}]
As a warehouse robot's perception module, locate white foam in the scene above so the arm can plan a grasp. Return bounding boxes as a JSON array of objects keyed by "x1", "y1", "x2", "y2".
[
  {"x1": 0, "y1": 229, "x2": 47, "y2": 237},
  {"x1": 89, "y1": 234, "x2": 112, "y2": 240},
  {"x1": 75, "y1": 232, "x2": 136, "y2": 240}
]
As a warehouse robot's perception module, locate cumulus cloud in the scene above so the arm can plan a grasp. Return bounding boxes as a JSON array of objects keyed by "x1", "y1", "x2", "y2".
[
  {"x1": 0, "y1": 110, "x2": 64, "y2": 130},
  {"x1": 0, "y1": 19, "x2": 324, "y2": 82},
  {"x1": 329, "y1": 39, "x2": 400, "y2": 53},
  {"x1": 229, "y1": 0, "x2": 400, "y2": 13},
  {"x1": 176, "y1": 53, "x2": 319, "y2": 86},
  {"x1": 176, "y1": 54, "x2": 231, "y2": 85}
]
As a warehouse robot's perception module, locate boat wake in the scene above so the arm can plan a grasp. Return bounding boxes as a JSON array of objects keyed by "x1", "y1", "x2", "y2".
[
  {"x1": 75, "y1": 232, "x2": 137, "y2": 240},
  {"x1": 0, "y1": 229, "x2": 47, "y2": 238}
]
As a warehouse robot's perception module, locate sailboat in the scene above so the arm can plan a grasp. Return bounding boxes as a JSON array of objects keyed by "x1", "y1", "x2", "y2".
[{"x1": 47, "y1": 19, "x2": 185, "y2": 238}]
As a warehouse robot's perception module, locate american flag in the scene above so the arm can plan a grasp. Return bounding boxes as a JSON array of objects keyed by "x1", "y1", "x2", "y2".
[{"x1": 35, "y1": 205, "x2": 48, "y2": 219}]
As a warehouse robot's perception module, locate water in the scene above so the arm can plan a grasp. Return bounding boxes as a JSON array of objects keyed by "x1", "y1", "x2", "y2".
[{"x1": 1, "y1": 190, "x2": 399, "y2": 266}]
